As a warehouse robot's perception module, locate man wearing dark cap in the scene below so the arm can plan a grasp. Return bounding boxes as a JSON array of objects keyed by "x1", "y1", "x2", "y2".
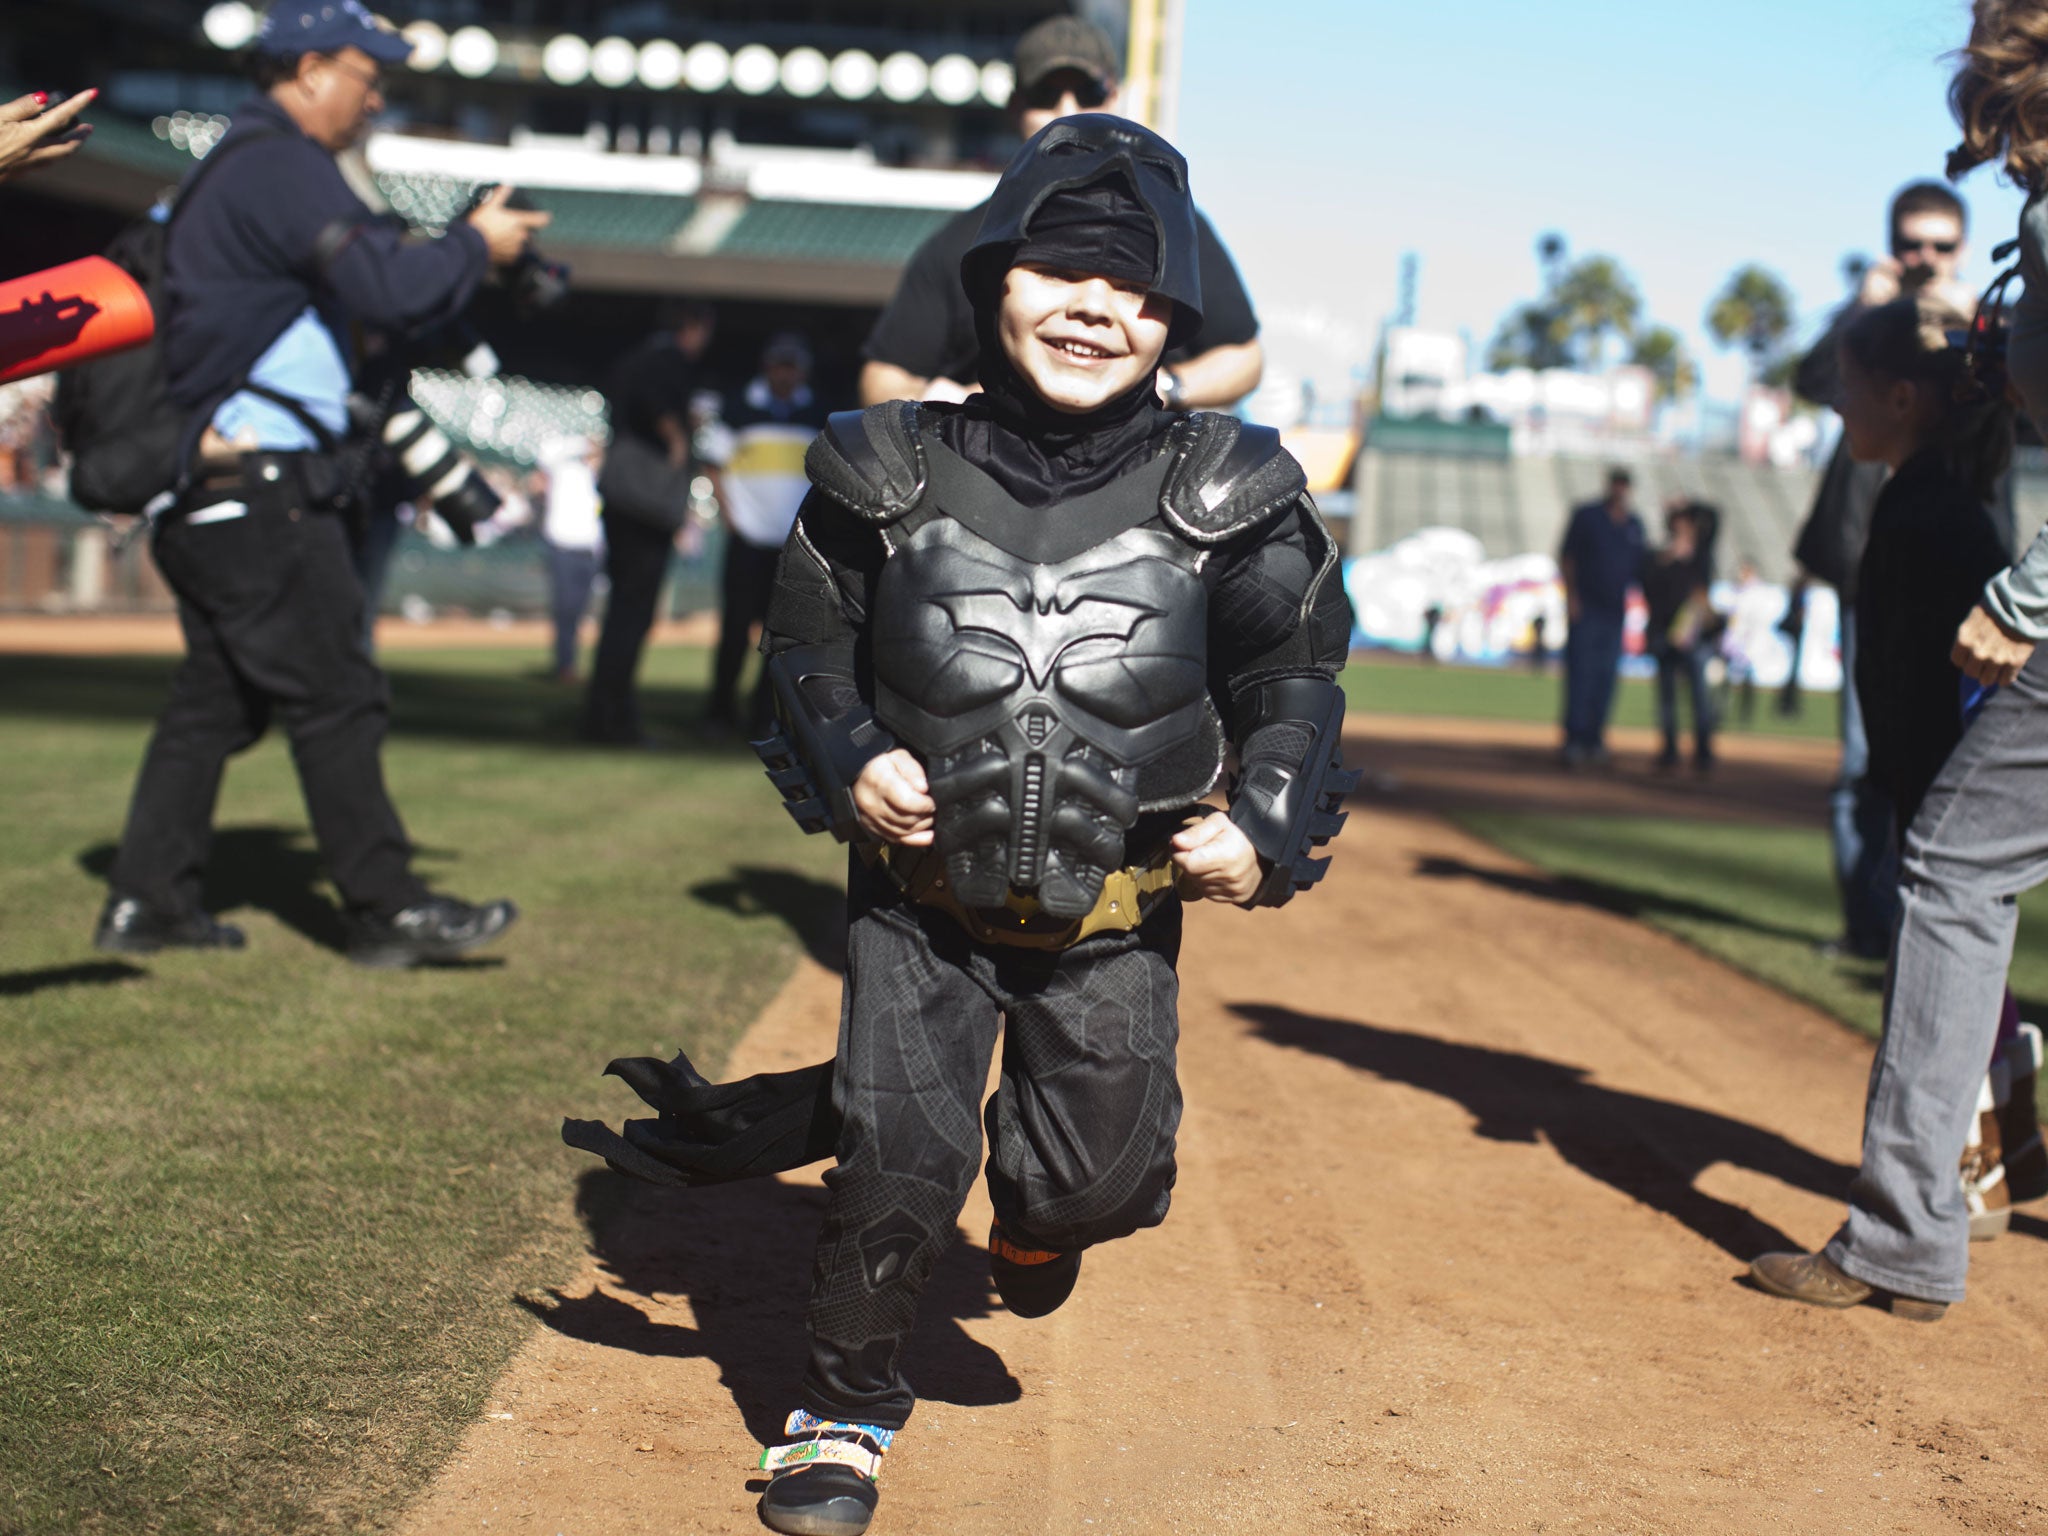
[
  {"x1": 96, "y1": 0, "x2": 543, "y2": 967},
  {"x1": 859, "y1": 14, "x2": 1263, "y2": 413}
]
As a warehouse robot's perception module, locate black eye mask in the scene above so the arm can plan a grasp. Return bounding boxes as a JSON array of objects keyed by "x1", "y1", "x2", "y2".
[
  {"x1": 962, "y1": 114, "x2": 1204, "y2": 350},
  {"x1": 1010, "y1": 174, "x2": 1160, "y2": 292}
]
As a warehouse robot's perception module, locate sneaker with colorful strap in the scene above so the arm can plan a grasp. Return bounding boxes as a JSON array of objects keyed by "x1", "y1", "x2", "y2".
[{"x1": 757, "y1": 1409, "x2": 894, "y2": 1536}]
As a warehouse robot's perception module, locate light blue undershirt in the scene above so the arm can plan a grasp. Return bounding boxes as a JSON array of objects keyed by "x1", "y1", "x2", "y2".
[{"x1": 209, "y1": 307, "x2": 351, "y2": 451}]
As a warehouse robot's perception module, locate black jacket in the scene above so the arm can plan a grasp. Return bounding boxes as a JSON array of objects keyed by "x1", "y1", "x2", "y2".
[
  {"x1": 1855, "y1": 451, "x2": 2011, "y2": 827},
  {"x1": 164, "y1": 95, "x2": 488, "y2": 422}
]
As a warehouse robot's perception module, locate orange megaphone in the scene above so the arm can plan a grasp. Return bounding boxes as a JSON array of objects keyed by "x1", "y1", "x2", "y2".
[{"x1": 0, "y1": 255, "x2": 155, "y2": 385}]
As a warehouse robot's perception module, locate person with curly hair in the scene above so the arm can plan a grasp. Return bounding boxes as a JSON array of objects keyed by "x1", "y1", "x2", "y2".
[{"x1": 1750, "y1": 0, "x2": 2048, "y2": 1320}]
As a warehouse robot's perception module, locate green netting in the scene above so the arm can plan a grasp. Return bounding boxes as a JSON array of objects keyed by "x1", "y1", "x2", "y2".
[{"x1": 715, "y1": 199, "x2": 954, "y2": 264}]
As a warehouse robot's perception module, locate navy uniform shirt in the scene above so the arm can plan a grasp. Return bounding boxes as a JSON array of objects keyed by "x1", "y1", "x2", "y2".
[
  {"x1": 1560, "y1": 499, "x2": 1646, "y2": 616},
  {"x1": 164, "y1": 95, "x2": 489, "y2": 429}
]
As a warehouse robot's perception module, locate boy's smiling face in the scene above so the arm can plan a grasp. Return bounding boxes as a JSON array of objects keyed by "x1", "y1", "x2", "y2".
[{"x1": 997, "y1": 263, "x2": 1173, "y2": 414}]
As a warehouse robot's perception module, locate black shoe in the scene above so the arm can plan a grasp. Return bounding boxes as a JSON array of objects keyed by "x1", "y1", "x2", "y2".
[
  {"x1": 758, "y1": 1413, "x2": 889, "y2": 1536},
  {"x1": 346, "y1": 896, "x2": 518, "y2": 969},
  {"x1": 93, "y1": 895, "x2": 245, "y2": 954},
  {"x1": 988, "y1": 1219, "x2": 1081, "y2": 1318},
  {"x1": 759, "y1": 1465, "x2": 880, "y2": 1536}
]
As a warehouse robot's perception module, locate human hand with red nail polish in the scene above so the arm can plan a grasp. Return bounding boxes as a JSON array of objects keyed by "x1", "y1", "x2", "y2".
[{"x1": 0, "y1": 88, "x2": 96, "y2": 186}]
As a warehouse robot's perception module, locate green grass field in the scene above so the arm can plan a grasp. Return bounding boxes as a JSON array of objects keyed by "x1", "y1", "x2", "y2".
[
  {"x1": 0, "y1": 644, "x2": 840, "y2": 1536},
  {"x1": 1338, "y1": 652, "x2": 1836, "y2": 742},
  {"x1": 0, "y1": 644, "x2": 2013, "y2": 1534}
]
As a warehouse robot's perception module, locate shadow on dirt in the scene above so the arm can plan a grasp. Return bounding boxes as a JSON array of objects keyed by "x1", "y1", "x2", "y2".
[
  {"x1": 1411, "y1": 852, "x2": 1817, "y2": 946},
  {"x1": 1234, "y1": 1003, "x2": 1857, "y2": 1261},
  {"x1": 688, "y1": 866, "x2": 848, "y2": 975},
  {"x1": 519, "y1": 1169, "x2": 1019, "y2": 1444}
]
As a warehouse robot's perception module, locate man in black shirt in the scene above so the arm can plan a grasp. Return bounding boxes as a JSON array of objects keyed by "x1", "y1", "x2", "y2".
[
  {"x1": 860, "y1": 16, "x2": 1262, "y2": 412},
  {"x1": 581, "y1": 300, "x2": 715, "y2": 745}
]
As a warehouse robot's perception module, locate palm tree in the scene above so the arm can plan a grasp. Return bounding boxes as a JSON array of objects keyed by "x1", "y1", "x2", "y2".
[
  {"x1": 1552, "y1": 256, "x2": 1642, "y2": 370},
  {"x1": 1706, "y1": 265, "x2": 1796, "y2": 378},
  {"x1": 1486, "y1": 300, "x2": 1572, "y2": 373},
  {"x1": 1629, "y1": 324, "x2": 1698, "y2": 402}
]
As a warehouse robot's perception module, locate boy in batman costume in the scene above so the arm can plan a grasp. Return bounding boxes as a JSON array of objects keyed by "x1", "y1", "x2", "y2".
[{"x1": 564, "y1": 116, "x2": 1356, "y2": 1536}]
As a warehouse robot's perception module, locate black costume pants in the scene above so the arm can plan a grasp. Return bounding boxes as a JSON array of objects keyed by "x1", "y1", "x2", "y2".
[
  {"x1": 708, "y1": 535, "x2": 780, "y2": 730},
  {"x1": 110, "y1": 497, "x2": 426, "y2": 919},
  {"x1": 800, "y1": 861, "x2": 1184, "y2": 1430},
  {"x1": 583, "y1": 516, "x2": 672, "y2": 742}
]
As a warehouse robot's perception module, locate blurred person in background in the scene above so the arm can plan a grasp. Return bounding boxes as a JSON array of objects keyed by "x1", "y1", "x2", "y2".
[
  {"x1": 1640, "y1": 499, "x2": 1717, "y2": 773},
  {"x1": 701, "y1": 332, "x2": 828, "y2": 737},
  {"x1": 537, "y1": 433, "x2": 605, "y2": 684},
  {"x1": 859, "y1": 15, "x2": 1263, "y2": 413},
  {"x1": 1556, "y1": 467, "x2": 1644, "y2": 768},
  {"x1": 582, "y1": 299, "x2": 715, "y2": 745},
  {"x1": 1792, "y1": 180, "x2": 1976, "y2": 960},
  {"x1": 96, "y1": 0, "x2": 539, "y2": 968},
  {"x1": 1721, "y1": 558, "x2": 1780, "y2": 726}
]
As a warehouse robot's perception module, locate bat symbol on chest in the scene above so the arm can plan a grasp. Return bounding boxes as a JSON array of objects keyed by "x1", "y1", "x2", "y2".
[{"x1": 931, "y1": 588, "x2": 1164, "y2": 686}]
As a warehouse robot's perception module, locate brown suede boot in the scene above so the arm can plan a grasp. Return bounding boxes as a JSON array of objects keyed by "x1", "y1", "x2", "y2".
[{"x1": 1749, "y1": 1251, "x2": 1947, "y2": 1322}]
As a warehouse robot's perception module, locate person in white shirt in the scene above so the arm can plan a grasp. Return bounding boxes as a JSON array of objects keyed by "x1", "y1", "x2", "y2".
[{"x1": 537, "y1": 434, "x2": 605, "y2": 684}]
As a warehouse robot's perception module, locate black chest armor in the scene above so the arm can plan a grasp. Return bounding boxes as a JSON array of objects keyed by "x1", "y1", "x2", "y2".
[{"x1": 804, "y1": 403, "x2": 1307, "y2": 921}]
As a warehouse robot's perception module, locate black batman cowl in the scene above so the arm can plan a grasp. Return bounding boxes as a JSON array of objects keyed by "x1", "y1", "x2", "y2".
[{"x1": 936, "y1": 115, "x2": 1207, "y2": 509}]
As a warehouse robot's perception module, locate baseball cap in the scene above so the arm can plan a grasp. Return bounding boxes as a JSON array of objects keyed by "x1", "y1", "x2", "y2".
[
  {"x1": 256, "y1": 1, "x2": 414, "y2": 64},
  {"x1": 1012, "y1": 15, "x2": 1121, "y2": 94}
]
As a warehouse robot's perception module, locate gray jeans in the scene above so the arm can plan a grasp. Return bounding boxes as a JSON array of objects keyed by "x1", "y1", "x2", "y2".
[{"x1": 1825, "y1": 645, "x2": 2048, "y2": 1302}]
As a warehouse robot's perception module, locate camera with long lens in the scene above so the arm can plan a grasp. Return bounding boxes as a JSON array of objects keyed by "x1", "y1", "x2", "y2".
[
  {"x1": 373, "y1": 398, "x2": 501, "y2": 542},
  {"x1": 342, "y1": 189, "x2": 571, "y2": 543}
]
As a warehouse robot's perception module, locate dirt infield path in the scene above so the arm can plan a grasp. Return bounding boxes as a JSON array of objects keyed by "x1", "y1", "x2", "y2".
[{"x1": 398, "y1": 795, "x2": 2048, "y2": 1535}]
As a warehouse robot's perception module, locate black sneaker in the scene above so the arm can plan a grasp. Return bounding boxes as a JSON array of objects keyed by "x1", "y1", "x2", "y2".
[
  {"x1": 758, "y1": 1412, "x2": 889, "y2": 1536},
  {"x1": 988, "y1": 1219, "x2": 1081, "y2": 1318},
  {"x1": 346, "y1": 896, "x2": 518, "y2": 969},
  {"x1": 93, "y1": 895, "x2": 245, "y2": 954}
]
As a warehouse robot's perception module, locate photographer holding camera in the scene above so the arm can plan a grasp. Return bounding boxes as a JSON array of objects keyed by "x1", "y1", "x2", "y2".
[{"x1": 96, "y1": 0, "x2": 546, "y2": 967}]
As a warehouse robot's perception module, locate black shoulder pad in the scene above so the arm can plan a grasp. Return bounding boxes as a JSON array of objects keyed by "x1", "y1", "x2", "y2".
[
  {"x1": 1159, "y1": 414, "x2": 1308, "y2": 545},
  {"x1": 803, "y1": 402, "x2": 929, "y2": 524}
]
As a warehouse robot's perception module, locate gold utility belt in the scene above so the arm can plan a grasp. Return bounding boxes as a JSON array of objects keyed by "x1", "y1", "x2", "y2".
[{"x1": 872, "y1": 844, "x2": 1180, "y2": 952}]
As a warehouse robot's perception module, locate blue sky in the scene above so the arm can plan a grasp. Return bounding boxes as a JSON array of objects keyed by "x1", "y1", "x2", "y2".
[{"x1": 1175, "y1": 0, "x2": 2026, "y2": 405}]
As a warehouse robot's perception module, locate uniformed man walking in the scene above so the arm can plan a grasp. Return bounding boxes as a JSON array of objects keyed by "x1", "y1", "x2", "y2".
[{"x1": 95, "y1": 0, "x2": 544, "y2": 968}]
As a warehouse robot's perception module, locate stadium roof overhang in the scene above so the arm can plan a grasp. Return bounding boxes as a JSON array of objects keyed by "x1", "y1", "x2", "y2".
[{"x1": 50, "y1": 117, "x2": 996, "y2": 307}]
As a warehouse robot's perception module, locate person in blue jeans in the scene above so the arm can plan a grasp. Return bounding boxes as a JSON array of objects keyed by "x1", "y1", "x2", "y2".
[
  {"x1": 1558, "y1": 467, "x2": 1645, "y2": 766},
  {"x1": 1748, "y1": 278, "x2": 2028, "y2": 1319},
  {"x1": 1640, "y1": 499, "x2": 1718, "y2": 772}
]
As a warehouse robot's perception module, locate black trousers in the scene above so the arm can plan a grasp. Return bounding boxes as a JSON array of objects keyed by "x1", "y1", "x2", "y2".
[
  {"x1": 708, "y1": 535, "x2": 781, "y2": 730},
  {"x1": 582, "y1": 516, "x2": 673, "y2": 742},
  {"x1": 110, "y1": 496, "x2": 426, "y2": 919},
  {"x1": 800, "y1": 860, "x2": 1184, "y2": 1430}
]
